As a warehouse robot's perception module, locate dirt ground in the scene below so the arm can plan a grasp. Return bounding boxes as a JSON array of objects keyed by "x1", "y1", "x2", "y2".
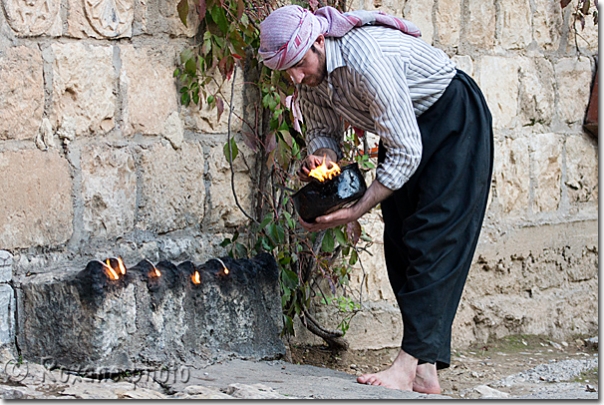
[{"x1": 288, "y1": 334, "x2": 599, "y2": 398}]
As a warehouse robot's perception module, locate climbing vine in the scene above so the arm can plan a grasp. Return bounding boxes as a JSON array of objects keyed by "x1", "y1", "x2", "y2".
[{"x1": 174, "y1": 0, "x2": 378, "y2": 348}]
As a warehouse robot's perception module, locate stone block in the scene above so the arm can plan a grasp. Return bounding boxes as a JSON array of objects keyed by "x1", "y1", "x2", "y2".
[
  {"x1": 466, "y1": 0, "x2": 496, "y2": 49},
  {"x1": 0, "y1": 149, "x2": 73, "y2": 249},
  {"x1": 138, "y1": 142, "x2": 206, "y2": 234},
  {"x1": 81, "y1": 144, "x2": 137, "y2": 238},
  {"x1": 530, "y1": 133, "x2": 562, "y2": 213},
  {"x1": 0, "y1": 285, "x2": 14, "y2": 346},
  {"x1": 478, "y1": 56, "x2": 519, "y2": 129},
  {"x1": 499, "y1": 0, "x2": 531, "y2": 49},
  {"x1": 351, "y1": 210, "x2": 396, "y2": 304},
  {"x1": 435, "y1": 0, "x2": 461, "y2": 48},
  {"x1": 154, "y1": 0, "x2": 200, "y2": 37},
  {"x1": 181, "y1": 69, "x2": 244, "y2": 134},
  {"x1": 403, "y1": 0, "x2": 434, "y2": 45},
  {"x1": 554, "y1": 57, "x2": 593, "y2": 126},
  {"x1": 51, "y1": 43, "x2": 116, "y2": 139},
  {"x1": 452, "y1": 55, "x2": 473, "y2": 76},
  {"x1": 205, "y1": 138, "x2": 252, "y2": 229},
  {"x1": 493, "y1": 137, "x2": 529, "y2": 215},
  {"x1": 67, "y1": 0, "x2": 133, "y2": 39},
  {"x1": 2, "y1": 0, "x2": 62, "y2": 36},
  {"x1": 565, "y1": 135, "x2": 598, "y2": 204},
  {"x1": 567, "y1": 1, "x2": 599, "y2": 54},
  {"x1": 291, "y1": 302, "x2": 402, "y2": 351},
  {"x1": 0, "y1": 46, "x2": 44, "y2": 141},
  {"x1": 162, "y1": 111, "x2": 184, "y2": 149},
  {"x1": 349, "y1": 0, "x2": 403, "y2": 16},
  {"x1": 0, "y1": 251, "x2": 12, "y2": 283},
  {"x1": 518, "y1": 57, "x2": 555, "y2": 127},
  {"x1": 532, "y1": 0, "x2": 563, "y2": 50},
  {"x1": 17, "y1": 253, "x2": 285, "y2": 371},
  {"x1": 120, "y1": 44, "x2": 178, "y2": 136}
]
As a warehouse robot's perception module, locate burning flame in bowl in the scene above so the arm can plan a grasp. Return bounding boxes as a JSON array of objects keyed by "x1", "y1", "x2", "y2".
[
  {"x1": 103, "y1": 257, "x2": 127, "y2": 281},
  {"x1": 308, "y1": 156, "x2": 341, "y2": 182}
]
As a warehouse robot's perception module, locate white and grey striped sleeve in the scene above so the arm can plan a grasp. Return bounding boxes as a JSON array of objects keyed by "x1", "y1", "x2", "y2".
[
  {"x1": 359, "y1": 57, "x2": 423, "y2": 190},
  {"x1": 298, "y1": 86, "x2": 345, "y2": 159}
]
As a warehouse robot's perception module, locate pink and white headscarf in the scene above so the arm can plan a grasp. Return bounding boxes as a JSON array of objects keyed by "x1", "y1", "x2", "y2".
[{"x1": 259, "y1": 5, "x2": 421, "y2": 71}]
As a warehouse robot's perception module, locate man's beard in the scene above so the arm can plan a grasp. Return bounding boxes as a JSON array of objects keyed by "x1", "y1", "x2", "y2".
[{"x1": 305, "y1": 47, "x2": 327, "y2": 87}]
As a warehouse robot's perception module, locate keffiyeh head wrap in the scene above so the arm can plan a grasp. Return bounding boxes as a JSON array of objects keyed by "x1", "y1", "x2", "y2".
[{"x1": 259, "y1": 5, "x2": 422, "y2": 71}]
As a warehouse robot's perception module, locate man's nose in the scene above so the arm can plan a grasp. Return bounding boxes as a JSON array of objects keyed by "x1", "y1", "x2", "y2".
[{"x1": 287, "y1": 69, "x2": 303, "y2": 85}]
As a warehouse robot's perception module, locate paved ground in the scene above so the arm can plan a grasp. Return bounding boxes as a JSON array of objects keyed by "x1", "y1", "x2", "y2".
[{"x1": 0, "y1": 352, "x2": 597, "y2": 399}]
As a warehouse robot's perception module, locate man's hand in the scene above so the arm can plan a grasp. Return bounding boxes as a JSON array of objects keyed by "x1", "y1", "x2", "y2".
[{"x1": 298, "y1": 149, "x2": 338, "y2": 182}]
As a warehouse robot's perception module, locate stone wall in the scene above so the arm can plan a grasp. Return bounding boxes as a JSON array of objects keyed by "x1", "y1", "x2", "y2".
[
  {"x1": 0, "y1": 0, "x2": 254, "y2": 355},
  {"x1": 0, "y1": 0, "x2": 598, "y2": 357}
]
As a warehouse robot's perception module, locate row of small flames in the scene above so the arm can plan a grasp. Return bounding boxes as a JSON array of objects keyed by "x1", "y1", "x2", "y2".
[{"x1": 101, "y1": 257, "x2": 230, "y2": 285}]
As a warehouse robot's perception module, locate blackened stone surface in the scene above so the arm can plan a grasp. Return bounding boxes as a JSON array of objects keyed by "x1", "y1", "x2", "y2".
[{"x1": 16, "y1": 253, "x2": 284, "y2": 372}]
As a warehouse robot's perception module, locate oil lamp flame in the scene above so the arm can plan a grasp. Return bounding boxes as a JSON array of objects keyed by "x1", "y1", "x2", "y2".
[
  {"x1": 308, "y1": 155, "x2": 341, "y2": 182},
  {"x1": 215, "y1": 258, "x2": 230, "y2": 276},
  {"x1": 117, "y1": 257, "x2": 127, "y2": 276},
  {"x1": 191, "y1": 271, "x2": 201, "y2": 285},
  {"x1": 103, "y1": 259, "x2": 120, "y2": 281}
]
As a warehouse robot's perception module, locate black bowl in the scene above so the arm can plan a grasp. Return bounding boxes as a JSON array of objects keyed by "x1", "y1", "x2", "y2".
[{"x1": 292, "y1": 163, "x2": 367, "y2": 223}]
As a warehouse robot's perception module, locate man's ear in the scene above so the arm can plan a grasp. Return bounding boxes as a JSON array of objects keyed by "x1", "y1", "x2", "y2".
[{"x1": 315, "y1": 34, "x2": 325, "y2": 50}]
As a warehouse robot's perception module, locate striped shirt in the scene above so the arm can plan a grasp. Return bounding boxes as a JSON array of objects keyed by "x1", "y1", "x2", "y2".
[{"x1": 298, "y1": 25, "x2": 456, "y2": 190}]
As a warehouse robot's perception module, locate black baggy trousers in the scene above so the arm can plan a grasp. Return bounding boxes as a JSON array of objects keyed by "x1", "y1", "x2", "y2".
[{"x1": 378, "y1": 69, "x2": 494, "y2": 370}]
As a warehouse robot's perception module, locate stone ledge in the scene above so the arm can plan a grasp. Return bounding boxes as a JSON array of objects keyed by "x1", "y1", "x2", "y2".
[{"x1": 16, "y1": 253, "x2": 285, "y2": 372}]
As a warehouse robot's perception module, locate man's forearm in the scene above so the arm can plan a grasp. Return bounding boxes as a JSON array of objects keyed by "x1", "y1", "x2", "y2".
[
  {"x1": 313, "y1": 148, "x2": 338, "y2": 162},
  {"x1": 350, "y1": 179, "x2": 394, "y2": 219}
]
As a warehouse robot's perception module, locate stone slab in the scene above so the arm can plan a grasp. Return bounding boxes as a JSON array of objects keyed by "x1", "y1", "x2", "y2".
[
  {"x1": 119, "y1": 44, "x2": 178, "y2": 136},
  {"x1": 0, "y1": 251, "x2": 12, "y2": 283},
  {"x1": 81, "y1": 144, "x2": 137, "y2": 238},
  {"x1": 0, "y1": 46, "x2": 44, "y2": 141},
  {"x1": 0, "y1": 285, "x2": 14, "y2": 346},
  {"x1": 51, "y1": 43, "x2": 116, "y2": 139},
  {"x1": 17, "y1": 253, "x2": 284, "y2": 371},
  {"x1": 137, "y1": 142, "x2": 206, "y2": 234},
  {"x1": 0, "y1": 149, "x2": 73, "y2": 249}
]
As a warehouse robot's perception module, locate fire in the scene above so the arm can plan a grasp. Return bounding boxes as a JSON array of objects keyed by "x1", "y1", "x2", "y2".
[
  {"x1": 150, "y1": 266, "x2": 161, "y2": 278},
  {"x1": 103, "y1": 259, "x2": 120, "y2": 281},
  {"x1": 191, "y1": 271, "x2": 201, "y2": 285},
  {"x1": 308, "y1": 156, "x2": 341, "y2": 182},
  {"x1": 117, "y1": 257, "x2": 127, "y2": 276},
  {"x1": 215, "y1": 258, "x2": 230, "y2": 276}
]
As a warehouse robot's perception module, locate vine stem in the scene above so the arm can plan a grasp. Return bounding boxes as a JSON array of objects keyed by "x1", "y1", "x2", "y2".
[{"x1": 227, "y1": 63, "x2": 259, "y2": 225}]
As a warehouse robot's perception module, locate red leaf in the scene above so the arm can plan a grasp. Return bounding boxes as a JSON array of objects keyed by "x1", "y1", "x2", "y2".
[
  {"x1": 241, "y1": 129, "x2": 259, "y2": 152},
  {"x1": 346, "y1": 221, "x2": 362, "y2": 246},
  {"x1": 237, "y1": 0, "x2": 245, "y2": 20},
  {"x1": 198, "y1": 0, "x2": 206, "y2": 20},
  {"x1": 265, "y1": 132, "x2": 277, "y2": 153},
  {"x1": 216, "y1": 96, "x2": 225, "y2": 122}
]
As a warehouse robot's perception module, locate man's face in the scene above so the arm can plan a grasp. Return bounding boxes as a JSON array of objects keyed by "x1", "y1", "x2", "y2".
[{"x1": 286, "y1": 36, "x2": 327, "y2": 87}]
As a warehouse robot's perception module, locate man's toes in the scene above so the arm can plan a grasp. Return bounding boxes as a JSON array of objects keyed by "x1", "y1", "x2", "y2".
[{"x1": 357, "y1": 374, "x2": 377, "y2": 385}]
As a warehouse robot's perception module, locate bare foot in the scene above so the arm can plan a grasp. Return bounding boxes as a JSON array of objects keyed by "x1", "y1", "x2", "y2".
[
  {"x1": 356, "y1": 349, "x2": 418, "y2": 391},
  {"x1": 413, "y1": 362, "x2": 441, "y2": 394}
]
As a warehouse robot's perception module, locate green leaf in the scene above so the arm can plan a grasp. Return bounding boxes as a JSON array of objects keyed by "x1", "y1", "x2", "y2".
[
  {"x1": 210, "y1": 5, "x2": 229, "y2": 34},
  {"x1": 322, "y1": 229, "x2": 335, "y2": 253},
  {"x1": 223, "y1": 138, "x2": 239, "y2": 162},
  {"x1": 281, "y1": 268, "x2": 299, "y2": 289},
  {"x1": 184, "y1": 58, "x2": 197, "y2": 75},
  {"x1": 335, "y1": 227, "x2": 347, "y2": 246},
  {"x1": 267, "y1": 222, "x2": 285, "y2": 245}
]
